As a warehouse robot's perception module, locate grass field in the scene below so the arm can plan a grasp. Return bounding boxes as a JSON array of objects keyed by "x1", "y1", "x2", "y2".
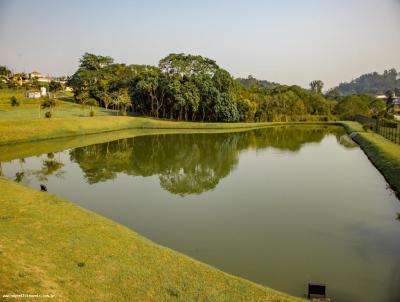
[
  {"x1": 0, "y1": 88, "x2": 115, "y2": 120},
  {"x1": 0, "y1": 177, "x2": 305, "y2": 302}
]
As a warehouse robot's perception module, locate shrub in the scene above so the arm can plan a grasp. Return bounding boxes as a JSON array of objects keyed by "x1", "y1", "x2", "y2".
[
  {"x1": 10, "y1": 96, "x2": 20, "y2": 107},
  {"x1": 45, "y1": 111, "x2": 52, "y2": 118}
]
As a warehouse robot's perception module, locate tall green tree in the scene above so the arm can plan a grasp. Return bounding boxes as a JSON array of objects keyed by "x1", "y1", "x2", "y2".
[
  {"x1": 310, "y1": 80, "x2": 324, "y2": 94},
  {"x1": 385, "y1": 90, "x2": 395, "y2": 113},
  {"x1": 49, "y1": 81, "x2": 63, "y2": 98},
  {"x1": 0, "y1": 66, "x2": 11, "y2": 77}
]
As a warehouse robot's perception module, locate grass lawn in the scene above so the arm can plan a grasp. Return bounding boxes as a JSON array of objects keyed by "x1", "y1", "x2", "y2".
[
  {"x1": 342, "y1": 121, "x2": 400, "y2": 196},
  {"x1": 0, "y1": 177, "x2": 305, "y2": 302},
  {"x1": 0, "y1": 88, "x2": 115, "y2": 120}
]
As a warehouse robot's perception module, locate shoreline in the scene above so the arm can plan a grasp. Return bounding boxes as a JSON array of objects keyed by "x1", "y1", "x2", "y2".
[
  {"x1": 0, "y1": 115, "x2": 341, "y2": 146},
  {"x1": 342, "y1": 121, "x2": 400, "y2": 198}
]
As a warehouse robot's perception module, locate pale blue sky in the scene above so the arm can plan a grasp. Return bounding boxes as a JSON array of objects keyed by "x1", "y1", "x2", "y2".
[{"x1": 0, "y1": 0, "x2": 399, "y2": 88}]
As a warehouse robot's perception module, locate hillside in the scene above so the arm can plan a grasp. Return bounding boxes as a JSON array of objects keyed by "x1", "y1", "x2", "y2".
[{"x1": 335, "y1": 68, "x2": 400, "y2": 95}]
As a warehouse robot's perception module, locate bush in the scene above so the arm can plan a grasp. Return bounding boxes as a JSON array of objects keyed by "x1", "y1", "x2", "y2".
[
  {"x1": 10, "y1": 96, "x2": 20, "y2": 107},
  {"x1": 89, "y1": 110, "x2": 94, "y2": 117},
  {"x1": 45, "y1": 111, "x2": 52, "y2": 118}
]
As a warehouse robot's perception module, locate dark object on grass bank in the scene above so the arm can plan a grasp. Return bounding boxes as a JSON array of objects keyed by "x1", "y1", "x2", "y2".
[
  {"x1": 308, "y1": 283, "x2": 326, "y2": 300},
  {"x1": 40, "y1": 184, "x2": 47, "y2": 192},
  {"x1": 166, "y1": 287, "x2": 180, "y2": 297},
  {"x1": 77, "y1": 262, "x2": 85, "y2": 267}
]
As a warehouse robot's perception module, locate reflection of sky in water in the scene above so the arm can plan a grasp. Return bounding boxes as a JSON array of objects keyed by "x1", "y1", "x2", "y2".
[{"x1": 1, "y1": 126, "x2": 399, "y2": 302}]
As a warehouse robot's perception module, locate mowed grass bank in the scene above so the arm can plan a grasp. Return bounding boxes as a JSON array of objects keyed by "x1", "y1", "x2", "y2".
[
  {"x1": 0, "y1": 177, "x2": 304, "y2": 302},
  {"x1": 0, "y1": 89, "x2": 115, "y2": 121},
  {"x1": 0, "y1": 115, "x2": 342, "y2": 146},
  {"x1": 343, "y1": 121, "x2": 400, "y2": 196}
]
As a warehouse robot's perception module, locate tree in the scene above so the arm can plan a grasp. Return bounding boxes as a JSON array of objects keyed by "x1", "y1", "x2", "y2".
[
  {"x1": 112, "y1": 89, "x2": 132, "y2": 115},
  {"x1": 334, "y1": 96, "x2": 370, "y2": 119},
  {"x1": 79, "y1": 53, "x2": 114, "y2": 71},
  {"x1": 49, "y1": 81, "x2": 63, "y2": 98},
  {"x1": 325, "y1": 88, "x2": 341, "y2": 101},
  {"x1": 100, "y1": 91, "x2": 113, "y2": 110},
  {"x1": 310, "y1": 80, "x2": 324, "y2": 94},
  {"x1": 0, "y1": 66, "x2": 11, "y2": 77},
  {"x1": 76, "y1": 92, "x2": 98, "y2": 116},
  {"x1": 41, "y1": 99, "x2": 57, "y2": 117},
  {"x1": 10, "y1": 96, "x2": 20, "y2": 107},
  {"x1": 385, "y1": 90, "x2": 395, "y2": 113}
]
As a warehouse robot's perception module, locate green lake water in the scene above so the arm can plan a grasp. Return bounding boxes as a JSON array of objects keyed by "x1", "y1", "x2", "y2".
[{"x1": 1, "y1": 125, "x2": 399, "y2": 302}]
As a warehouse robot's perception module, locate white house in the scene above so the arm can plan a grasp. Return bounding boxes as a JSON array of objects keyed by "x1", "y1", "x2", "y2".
[
  {"x1": 27, "y1": 92, "x2": 41, "y2": 99},
  {"x1": 27, "y1": 87, "x2": 47, "y2": 98},
  {"x1": 29, "y1": 71, "x2": 51, "y2": 83}
]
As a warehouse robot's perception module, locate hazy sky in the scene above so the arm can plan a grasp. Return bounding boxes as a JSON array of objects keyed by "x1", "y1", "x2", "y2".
[{"x1": 0, "y1": 0, "x2": 399, "y2": 88}]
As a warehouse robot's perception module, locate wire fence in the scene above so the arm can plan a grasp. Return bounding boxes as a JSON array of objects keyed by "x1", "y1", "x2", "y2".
[{"x1": 354, "y1": 115, "x2": 400, "y2": 145}]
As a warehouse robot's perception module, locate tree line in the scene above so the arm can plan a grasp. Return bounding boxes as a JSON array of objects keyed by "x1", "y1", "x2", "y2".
[
  {"x1": 2, "y1": 53, "x2": 397, "y2": 122},
  {"x1": 67, "y1": 53, "x2": 344, "y2": 122}
]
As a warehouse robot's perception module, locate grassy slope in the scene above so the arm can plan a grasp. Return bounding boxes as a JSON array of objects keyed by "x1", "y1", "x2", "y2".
[
  {"x1": 0, "y1": 89, "x2": 115, "y2": 121},
  {"x1": 342, "y1": 121, "x2": 400, "y2": 196},
  {"x1": 0, "y1": 115, "x2": 341, "y2": 146},
  {"x1": 0, "y1": 177, "x2": 304, "y2": 302}
]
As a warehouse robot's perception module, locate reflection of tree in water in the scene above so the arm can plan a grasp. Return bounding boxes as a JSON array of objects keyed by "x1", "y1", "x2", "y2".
[
  {"x1": 10, "y1": 154, "x2": 65, "y2": 184},
  {"x1": 69, "y1": 126, "x2": 352, "y2": 195},
  {"x1": 34, "y1": 156, "x2": 65, "y2": 182},
  {"x1": 248, "y1": 126, "x2": 349, "y2": 151}
]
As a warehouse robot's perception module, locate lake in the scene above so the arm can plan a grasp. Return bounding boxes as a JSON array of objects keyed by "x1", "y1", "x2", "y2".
[{"x1": 1, "y1": 125, "x2": 399, "y2": 302}]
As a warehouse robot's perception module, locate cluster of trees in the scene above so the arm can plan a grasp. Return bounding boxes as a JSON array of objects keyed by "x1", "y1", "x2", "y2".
[
  {"x1": 69, "y1": 53, "x2": 241, "y2": 121},
  {"x1": 334, "y1": 68, "x2": 400, "y2": 95},
  {"x1": 68, "y1": 53, "x2": 341, "y2": 122},
  {"x1": 332, "y1": 94, "x2": 386, "y2": 120},
  {"x1": 233, "y1": 82, "x2": 334, "y2": 122}
]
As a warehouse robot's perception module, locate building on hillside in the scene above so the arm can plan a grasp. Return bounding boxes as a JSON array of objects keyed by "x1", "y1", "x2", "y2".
[
  {"x1": 10, "y1": 73, "x2": 29, "y2": 86},
  {"x1": 26, "y1": 87, "x2": 47, "y2": 98},
  {"x1": 29, "y1": 71, "x2": 51, "y2": 83},
  {"x1": 27, "y1": 92, "x2": 41, "y2": 99}
]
